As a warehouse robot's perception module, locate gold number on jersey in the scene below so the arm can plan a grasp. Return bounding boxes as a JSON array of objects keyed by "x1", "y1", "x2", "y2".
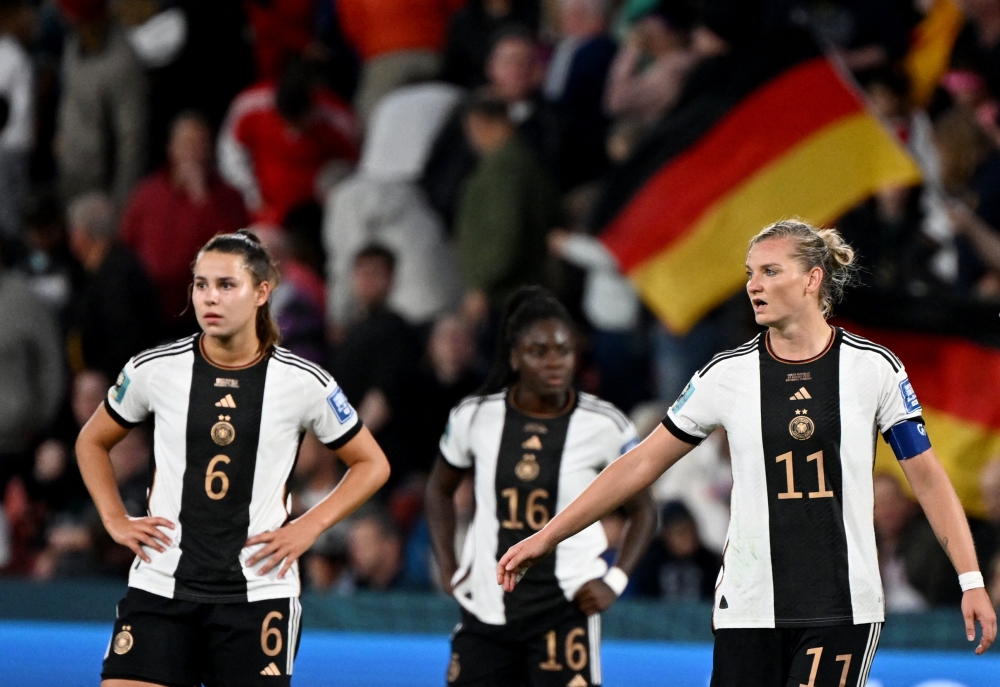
[
  {"x1": 776, "y1": 451, "x2": 835, "y2": 500},
  {"x1": 776, "y1": 452, "x2": 803, "y2": 499},
  {"x1": 261, "y1": 611, "x2": 283, "y2": 657},
  {"x1": 205, "y1": 455, "x2": 231, "y2": 500},
  {"x1": 539, "y1": 630, "x2": 563, "y2": 671},
  {"x1": 835, "y1": 654, "x2": 852, "y2": 687},
  {"x1": 799, "y1": 646, "x2": 823, "y2": 687},
  {"x1": 807, "y1": 451, "x2": 834, "y2": 498},
  {"x1": 501, "y1": 488, "x2": 550, "y2": 530},
  {"x1": 565, "y1": 627, "x2": 588, "y2": 671}
]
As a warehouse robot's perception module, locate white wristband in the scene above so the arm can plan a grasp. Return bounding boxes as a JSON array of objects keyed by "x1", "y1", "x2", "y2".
[
  {"x1": 959, "y1": 571, "x2": 985, "y2": 592},
  {"x1": 603, "y1": 567, "x2": 629, "y2": 596}
]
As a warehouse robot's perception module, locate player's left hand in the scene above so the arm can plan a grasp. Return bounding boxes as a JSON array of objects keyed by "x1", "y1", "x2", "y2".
[
  {"x1": 574, "y1": 579, "x2": 617, "y2": 615},
  {"x1": 962, "y1": 588, "x2": 997, "y2": 654},
  {"x1": 245, "y1": 520, "x2": 320, "y2": 578}
]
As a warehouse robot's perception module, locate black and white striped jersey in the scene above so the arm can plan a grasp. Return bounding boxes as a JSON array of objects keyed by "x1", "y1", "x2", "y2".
[
  {"x1": 662, "y1": 328, "x2": 924, "y2": 629},
  {"x1": 104, "y1": 335, "x2": 362, "y2": 603},
  {"x1": 440, "y1": 390, "x2": 639, "y2": 627}
]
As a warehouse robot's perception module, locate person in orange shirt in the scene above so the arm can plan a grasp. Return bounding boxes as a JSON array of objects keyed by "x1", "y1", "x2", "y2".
[{"x1": 337, "y1": 0, "x2": 465, "y2": 123}]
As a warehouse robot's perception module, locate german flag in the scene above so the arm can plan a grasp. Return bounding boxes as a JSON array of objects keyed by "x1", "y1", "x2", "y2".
[
  {"x1": 904, "y1": 0, "x2": 964, "y2": 107},
  {"x1": 594, "y1": 31, "x2": 921, "y2": 334},
  {"x1": 837, "y1": 297, "x2": 1000, "y2": 516}
]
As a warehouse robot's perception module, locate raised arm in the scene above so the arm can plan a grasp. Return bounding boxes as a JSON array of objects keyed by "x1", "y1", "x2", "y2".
[
  {"x1": 76, "y1": 405, "x2": 174, "y2": 562},
  {"x1": 901, "y1": 448, "x2": 997, "y2": 654},
  {"x1": 498, "y1": 425, "x2": 695, "y2": 591},
  {"x1": 425, "y1": 455, "x2": 469, "y2": 593}
]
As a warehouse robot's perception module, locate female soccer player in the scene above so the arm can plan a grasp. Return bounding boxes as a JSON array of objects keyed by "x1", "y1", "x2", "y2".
[
  {"x1": 499, "y1": 221, "x2": 997, "y2": 686},
  {"x1": 426, "y1": 286, "x2": 656, "y2": 687},
  {"x1": 76, "y1": 230, "x2": 390, "y2": 687}
]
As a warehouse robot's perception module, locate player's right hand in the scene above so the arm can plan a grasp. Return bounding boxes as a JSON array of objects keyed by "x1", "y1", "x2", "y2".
[
  {"x1": 497, "y1": 532, "x2": 554, "y2": 592},
  {"x1": 104, "y1": 514, "x2": 175, "y2": 563},
  {"x1": 962, "y1": 587, "x2": 997, "y2": 654}
]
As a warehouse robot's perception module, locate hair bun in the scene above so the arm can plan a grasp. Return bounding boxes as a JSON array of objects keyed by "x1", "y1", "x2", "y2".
[{"x1": 235, "y1": 228, "x2": 263, "y2": 245}]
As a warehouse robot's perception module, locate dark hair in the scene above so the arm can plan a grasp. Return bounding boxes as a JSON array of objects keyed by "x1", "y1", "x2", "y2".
[
  {"x1": 355, "y1": 243, "x2": 397, "y2": 272},
  {"x1": 488, "y1": 24, "x2": 537, "y2": 58},
  {"x1": 196, "y1": 229, "x2": 281, "y2": 353},
  {"x1": 478, "y1": 286, "x2": 575, "y2": 396},
  {"x1": 276, "y1": 58, "x2": 316, "y2": 124},
  {"x1": 463, "y1": 87, "x2": 511, "y2": 123}
]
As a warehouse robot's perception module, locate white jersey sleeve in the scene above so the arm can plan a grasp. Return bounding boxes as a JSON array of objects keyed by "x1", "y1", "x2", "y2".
[
  {"x1": 305, "y1": 379, "x2": 363, "y2": 449},
  {"x1": 439, "y1": 399, "x2": 479, "y2": 469},
  {"x1": 662, "y1": 368, "x2": 723, "y2": 444},
  {"x1": 875, "y1": 362, "x2": 924, "y2": 433},
  {"x1": 105, "y1": 357, "x2": 152, "y2": 427}
]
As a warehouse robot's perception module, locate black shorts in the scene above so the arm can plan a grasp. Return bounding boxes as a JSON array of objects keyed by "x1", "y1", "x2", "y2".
[
  {"x1": 710, "y1": 622, "x2": 882, "y2": 687},
  {"x1": 448, "y1": 606, "x2": 601, "y2": 687},
  {"x1": 101, "y1": 587, "x2": 303, "y2": 687}
]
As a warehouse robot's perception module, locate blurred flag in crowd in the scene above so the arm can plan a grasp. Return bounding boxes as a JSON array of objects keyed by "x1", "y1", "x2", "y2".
[
  {"x1": 904, "y1": 0, "x2": 964, "y2": 106},
  {"x1": 592, "y1": 31, "x2": 921, "y2": 334}
]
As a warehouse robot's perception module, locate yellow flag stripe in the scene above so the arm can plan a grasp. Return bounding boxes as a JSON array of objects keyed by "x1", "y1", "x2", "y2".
[{"x1": 628, "y1": 112, "x2": 921, "y2": 334}]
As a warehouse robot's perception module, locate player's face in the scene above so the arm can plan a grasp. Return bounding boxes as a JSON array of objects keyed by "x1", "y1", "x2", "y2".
[
  {"x1": 511, "y1": 319, "x2": 576, "y2": 396},
  {"x1": 192, "y1": 251, "x2": 270, "y2": 340},
  {"x1": 745, "y1": 237, "x2": 823, "y2": 328}
]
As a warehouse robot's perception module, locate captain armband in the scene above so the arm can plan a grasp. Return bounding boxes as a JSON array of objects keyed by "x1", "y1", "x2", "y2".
[{"x1": 883, "y1": 419, "x2": 932, "y2": 461}]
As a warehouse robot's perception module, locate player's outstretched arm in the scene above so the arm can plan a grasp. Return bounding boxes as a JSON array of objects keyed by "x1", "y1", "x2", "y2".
[
  {"x1": 425, "y1": 455, "x2": 468, "y2": 594},
  {"x1": 498, "y1": 425, "x2": 694, "y2": 592},
  {"x1": 76, "y1": 405, "x2": 175, "y2": 563},
  {"x1": 901, "y1": 448, "x2": 997, "y2": 654},
  {"x1": 247, "y1": 426, "x2": 390, "y2": 577}
]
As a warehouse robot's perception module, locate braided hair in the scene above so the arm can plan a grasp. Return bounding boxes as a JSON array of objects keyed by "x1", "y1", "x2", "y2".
[
  {"x1": 195, "y1": 229, "x2": 282, "y2": 352},
  {"x1": 478, "y1": 286, "x2": 575, "y2": 397}
]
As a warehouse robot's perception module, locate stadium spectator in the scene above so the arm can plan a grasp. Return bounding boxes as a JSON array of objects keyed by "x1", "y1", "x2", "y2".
[
  {"x1": 544, "y1": 0, "x2": 617, "y2": 189},
  {"x1": 217, "y1": 58, "x2": 359, "y2": 225},
  {"x1": 305, "y1": 521, "x2": 355, "y2": 594},
  {"x1": 347, "y1": 510, "x2": 406, "y2": 590},
  {"x1": 55, "y1": 0, "x2": 147, "y2": 206},
  {"x1": 121, "y1": 112, "x2": 247, "y2": 332},
  {"x1": 631, "y1": 500, "x2": 721, "y2": 601},
  {"x1": 16, "y1": 194, "x2": 76, "y2": 320},
  {"x1": 329, "y1": 245, "x2": 422, "y2": 488},
  {"x1": 337, "y1": 0, "x2": 463, "y2": 124},
  {"x1": 873, "y1": 473, "x2": 930, "y2": 611},
  {"x1": 421, "y1": 28, "x2": 561, "y2": 228},
  {"x1": 455, "y1": 90, "x2": 562, "y2": 321},
  {"x1": 441, "y1": 0, "x2": 540, "y2": 88},
  {"x1": 0, "y1": 255, "x2": 64, "y2": 494},
  {"x1": 0, "y1": 0, "x2": 33, "y2": 241},
  {"x1": 243, "y1": 0, "x2": 317, "y2": 81},
  {"x1": 67, "y1": 191, "x2": 159, "y2": 382},
  {"x1": 950, "y1": 0, "x2": 1000, "y2": 102},
  {"x1": 975, "y1": 457, "x2": 1000, "y2": 572},
  {"x1": 324, "y1": 83, "x2": 464, "y2": 330},
  {"x1": 605, "y1": 1, "x2": 696, "y2": 125}
]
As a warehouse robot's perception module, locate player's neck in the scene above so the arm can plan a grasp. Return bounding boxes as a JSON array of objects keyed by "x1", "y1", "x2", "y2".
[
  {"x1": 510, "y1": 384, "x2": 574, "y2": 418},
  {"x1": 767, "y1": 315, "x2": 834, "y2": 362},
  {"x1": 201, "y1": 329, "x2": 264, "y2": 368}
]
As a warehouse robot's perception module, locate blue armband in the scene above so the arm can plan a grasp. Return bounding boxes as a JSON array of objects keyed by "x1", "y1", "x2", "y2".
[{"x1": 883, "y1": 419, "x2": 931, "y2": 460}]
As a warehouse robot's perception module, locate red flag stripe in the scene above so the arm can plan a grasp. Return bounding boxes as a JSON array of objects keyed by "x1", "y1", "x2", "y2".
[{"x1": 602, "y1": 58, "x2": 864, "y2": 271}]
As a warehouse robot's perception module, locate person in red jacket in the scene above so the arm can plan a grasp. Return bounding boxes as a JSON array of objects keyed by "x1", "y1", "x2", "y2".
[
  {"x1": 121, "y1": 111, "x2": 248, "y2": 333},
  {"x1": 218, "y1": 58, "x2": 359, "y2": 224},
  {"x1": 337, "y1": 0, "x2": 465, "y2": 123}
]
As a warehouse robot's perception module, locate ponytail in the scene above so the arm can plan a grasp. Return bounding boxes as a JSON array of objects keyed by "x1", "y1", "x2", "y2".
[
  {"x1": 477, "y1": 286, "x2": 575, "y2": 397},
  {"x1": 196, "y1": 229, "x2": 281, "y2": 353}
]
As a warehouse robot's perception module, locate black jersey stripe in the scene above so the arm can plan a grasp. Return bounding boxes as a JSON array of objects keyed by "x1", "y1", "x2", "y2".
[
  {"x1": 272, "y1": 352, "x2": 333, "y2": 384},
  {"x1": 699, "y1": 338, "x2": 760, "y2": 375},
  {"x1": 841, "y1": 338, "x2": 901, "y2": 373},
  {"x1": 133, "y1": 345, "x2": 194, "y2": 368},
  {"x1": 103, "y1": 398, "x2": 141, "y2": 428},
  {"x1": 323, "y1": 418, "x2": 364, "y2": 451},
  {"x1": 661, "y1": 414, "x2": 703, "y2": 445},
  {"x1": 578, "y1": 397, "x2": 629, "y2": 432},
  {"x1": 134, "y1": 335, "x2": 198, "y2": 364},
  {"x1": 271, "y1": 354, "x2": 329, "y2": 385},
  {"x1": 841, "y1": 333, "x2": 903, "y2": 368},
  {"x1": 272, "y1": 349, "x2": 332, "y2": 382}
]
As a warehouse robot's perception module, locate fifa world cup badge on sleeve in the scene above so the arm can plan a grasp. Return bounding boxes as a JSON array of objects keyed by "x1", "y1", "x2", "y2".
[
  {"x1": 327, "y1": 387, "x2": 356, "y2": 424},
  {"x1": 671, "y1": 382, "x2": 695, "y2": 413},
  {"x1": 899, "y1": 378, "x2": 921, "y2": 413},
  {"x1": 113, "y1": 370, "x2": 131, "y2": 403}
]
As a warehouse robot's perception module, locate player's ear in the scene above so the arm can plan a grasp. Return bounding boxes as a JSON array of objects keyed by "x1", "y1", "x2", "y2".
[
  {"x1": 805, "y1": 266, "x2": 823, "y2": 295},
  {"x1": 255, "y1": 280, "x2": 272, "y2": 307}
]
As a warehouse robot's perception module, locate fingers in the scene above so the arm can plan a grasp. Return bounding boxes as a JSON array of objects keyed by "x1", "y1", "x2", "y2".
[
  {"x1": 246, "y1": 540, "x2": 279, "y2": 568},
  {"x1": 246, "y1": 531, "x2": 276, "y2": 548},
  {"x1": 127, "y1": 540, "x2": 152, "y2": 564},
  {"x1": 965, "y1": 608, "x2": 976, "y2": 643},
  {"x1": 148, "y1": 518, "x2": 175, "y2": 530},
  {"x1": 977, "y1": 608, "x2": 997, "y2": 654},
  {"x1": 277, "y1": 553, "x2": 299, "y2": 579}
]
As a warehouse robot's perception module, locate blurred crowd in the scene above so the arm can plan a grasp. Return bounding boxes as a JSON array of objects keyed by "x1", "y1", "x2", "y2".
[{"x1": 1, "y1": 0, "x2": 1000, "y2": 610}]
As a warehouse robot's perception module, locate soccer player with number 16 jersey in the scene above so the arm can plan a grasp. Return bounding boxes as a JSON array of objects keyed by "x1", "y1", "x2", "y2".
[{"x1": 499, "y1": 221, "x2": 997, "y2": 686}]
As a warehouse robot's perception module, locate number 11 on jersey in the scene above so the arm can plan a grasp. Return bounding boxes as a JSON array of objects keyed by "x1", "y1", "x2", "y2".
[{"x1": 776, "y1": 451, "x2": 834, "y2": 500}]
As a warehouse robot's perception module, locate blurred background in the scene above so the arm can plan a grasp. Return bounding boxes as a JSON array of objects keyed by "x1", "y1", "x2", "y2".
[{"x1": 1, "y1": 0, "x2": 1000, "y2": 684}]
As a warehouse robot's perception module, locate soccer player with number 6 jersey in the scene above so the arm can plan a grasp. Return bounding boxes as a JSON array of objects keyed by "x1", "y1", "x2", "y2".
[
  {"x1": 427, "y1": 287, "x2": 656, "y2": 687},
  {"x1": 76, "y1": 230, "x2": 390, "y2": 687},
  {"x1": 499, "y1": 221, "x2": 997, "y2": 686}
]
